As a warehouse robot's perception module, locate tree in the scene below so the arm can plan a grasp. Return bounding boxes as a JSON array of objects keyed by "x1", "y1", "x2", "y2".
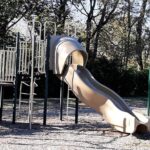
[
  {"x1": 0, "y1": 0, "x2": 45, "y2": 45},
  {"x1": 118, "y1": 0, "x2": 139, "y2": 69},
  {"x1": 48, "y1": 0, "x2": 71, "y2": 34},
  {"x1": 92, "y1": 0, "x2": 119, "y2": 59},
  {"x1": 135, "y1": 0, "x2": 148, "y2": 70},
  {"x1": 72, "y1": 0, "x2": 98, "y2": 54},
  {"x1": 72, "y1": 0, "x2": 120, "y2": 59}
]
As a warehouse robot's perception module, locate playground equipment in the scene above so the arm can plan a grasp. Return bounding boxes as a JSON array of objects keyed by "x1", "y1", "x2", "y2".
[
  {"x1": 0, "y1": 18, "x2": 79, "y2": 129},
  {"x1": 0, "y1": 34, "x2": 20, "y2": 122},
  {"x1": 0, "y1": 17, "x2": 149, "y2": 133},
  {"x1": 49, "y1": 36, "x2": 150, "y2": 133}
]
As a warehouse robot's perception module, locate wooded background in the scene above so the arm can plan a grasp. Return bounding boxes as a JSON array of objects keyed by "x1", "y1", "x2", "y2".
[{"x1": 0, "y1": 0, "x2": 149, "y2": 97}]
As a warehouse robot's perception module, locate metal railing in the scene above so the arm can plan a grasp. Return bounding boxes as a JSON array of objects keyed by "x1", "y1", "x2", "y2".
[
  {"x1": 18, "y1": 41, "x2": 31, "y2": 74},
  {"x1": 0, "y1": 49, "x2": 16, "y2": 83},
  {"x1": 18, "y1": 40, "x2": 46, "y2": 74},
  {"x1": 35, "y1": 40, "x2": 46, "y2": 74}
]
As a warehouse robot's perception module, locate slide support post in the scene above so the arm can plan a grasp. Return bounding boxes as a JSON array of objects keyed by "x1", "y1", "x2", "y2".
[
  {"x1": 0, "y1": 86, "x2": 3, "y2": 121},
  {"x1": 75, "y1": 98, "x2": 79, "y2": 124},
  {"x1": 12, "y1": 32, "x2": 20, "y2": 124},
  {"x1": 43, "y1": 34, "x2": 51, "y2": 125},
  {"x1": 148, "y1": 69, "x2": 150, "y2": 116},
  {"x1": 60, "y1": 79, "x2": 64, "y2": 121}
]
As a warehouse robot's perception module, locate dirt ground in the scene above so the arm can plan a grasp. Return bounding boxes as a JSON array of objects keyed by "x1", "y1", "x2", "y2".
[{"x1": 0, "y1": 98, "x2": 150, "y2": 150}]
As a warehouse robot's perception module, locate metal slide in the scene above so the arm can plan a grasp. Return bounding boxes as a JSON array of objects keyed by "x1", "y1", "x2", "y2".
[
  {"x1": 50, "y1": 35, "x2": 150, "y2": 133},
  {"x1": 63, "y1": 64, "x2": 150, "y2": 133}
]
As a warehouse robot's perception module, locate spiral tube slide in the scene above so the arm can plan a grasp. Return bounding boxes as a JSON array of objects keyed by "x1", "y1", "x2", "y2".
[{"x1": 49, "y1": 36, "x2": 150, "y2": 133}]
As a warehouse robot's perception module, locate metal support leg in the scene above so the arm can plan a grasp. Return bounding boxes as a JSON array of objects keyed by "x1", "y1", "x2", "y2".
[
  {"x1": 18, "y1": 81, "x2": 23, "y2": 115},
  {"x1": 75, "y1": 98, "x2": 79, "y2": 124},
  {"x1": 43, "y1": 73, "x2": 49, "y2": 125},
  {"x1": 12, "y1": 32, "x2": 20, "y2": 124},
  {"x1": 43, "y1": 34, "x2": 50, "y2": 126},
  {"x1": 0, "y1": 86, "x2": 3, "y2": 121},
  {"x1": 60, "y1": 79, "x2": 64, "y2": 121},
  {"x1": 66, "y1": 85, "x2": 70, "y2": 117},
  {"x1": 148, "y1": 69, "x2": 150, "y2": 116}
]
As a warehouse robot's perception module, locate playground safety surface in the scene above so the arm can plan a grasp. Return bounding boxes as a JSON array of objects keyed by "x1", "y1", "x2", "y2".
[{"x1": 0, "y1": 98, "x2": 149, "y2": 150}]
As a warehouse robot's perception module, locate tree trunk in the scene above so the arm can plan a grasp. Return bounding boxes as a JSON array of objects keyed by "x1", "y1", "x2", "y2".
[
  {"x1": 136, "y1": 34, "x2": 144, "y2": 70},
  {"x1": 56, "y1": 0, "x2": 68, "y2": 34},
  {"x1": 135, "y1": 0, "x2": 147, "y2": 70},
  {"x1": 125, "y1": 0, "x2": 131, "y2": 69},
  {"x1": 93, "y1": 28, "x2": 101, "y2": 59},
  {"x1": 86, "y1": 18, "x2": 92, "y2": 54}
]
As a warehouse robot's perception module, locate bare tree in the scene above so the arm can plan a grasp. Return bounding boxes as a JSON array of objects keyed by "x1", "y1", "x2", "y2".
[
  {"x1": 92, "y1": 0, "x2": 119, "y2": 59},
  {"x1": 0, "y1": 0, "x2": 45, "y2": 44},
  {"x1": 49, "y1": 0, "x2": 71, "y2": 34},
  {"x1": 72, "y1": 0, "x2": 119, "y2": 59},
  {"x1": 72, "y1": 0, "x2": 98, "y2": 54},
  {"x1": 135, "y1": 0, "x2": 148, "y2": 70},
  {"x1": 123, "y1": 0, "x2": 138, "y2": 68}
]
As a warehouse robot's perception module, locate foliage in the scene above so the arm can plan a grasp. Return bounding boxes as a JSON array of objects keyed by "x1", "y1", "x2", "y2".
[
  {"x1": 87, "y1": 57, "x2": 148, "y2": 97},
  {"x1": 0, "y1": 0, "x2": 45, "y2": 45},
  {"x1": 0, "y1": 0, "x2": 150, "y2": 98}
]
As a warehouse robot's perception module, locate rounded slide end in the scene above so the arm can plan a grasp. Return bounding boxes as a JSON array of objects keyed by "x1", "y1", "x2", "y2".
[{"x1": 50, "y1": 36, "x2": 88, "y2": 74}]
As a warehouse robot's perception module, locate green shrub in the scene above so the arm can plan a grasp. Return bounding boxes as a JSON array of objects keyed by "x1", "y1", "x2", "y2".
[
  {"x1": 135, "y1": 69, "x2": 148, "y2": 96},
  {"x1": 118, "y1": 69, "x2": 137, "y2": 96},
  {"x1": 87, "y1": 57, "x2": 148, "y2": 97},
  {"x1": 87, "y1": 56, "x2": 122, "y2": 94}
]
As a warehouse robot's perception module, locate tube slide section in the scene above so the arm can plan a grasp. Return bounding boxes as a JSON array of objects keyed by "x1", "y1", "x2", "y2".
[{"x1": 63, "y1": 64, "x2": 150, "y2": 133}]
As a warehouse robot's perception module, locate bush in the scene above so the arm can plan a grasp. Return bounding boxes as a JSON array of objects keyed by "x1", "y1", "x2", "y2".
[
  {"x1": 134, "y1": 69, "x2": 148, "y2": 96},
  {"x1": 87, "y1": 56, "x2": 122, "y2": 94},
  {"x1": 87, "y1": 57, "x2": 148, "y2": 97},
  {"x1": 118, "y1": 69, "x2": 137, "y2": 96}
]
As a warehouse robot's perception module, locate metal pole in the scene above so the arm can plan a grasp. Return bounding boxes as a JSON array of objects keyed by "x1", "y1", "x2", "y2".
[
  {"x1": 60, "y1": 79, "x2": 64, "y2": 121},
  {"x1": 65, "y1": 55, "x2": 72, "y2": 118},
  {"x1": 43, "y1": 34, "x2": 50, "y2": 125},
  {"x1": 12, "y1": 32, "x2": 20, "y2": 124},
  {"x1": 75, "y1": 98, "x2": 79, "y2": 124},
  {"x1": 29, "y1": 15, "x2": 36, "y2": 129},
  {"x1": 66, "y1": 85, "x2": 70, "y2": 117},
  {"x1": 148, "y1": 69, "x2": 150, "y2": 116},
  {"x1": 0, "y1": 86, "x2": 3, "y2": 121}
]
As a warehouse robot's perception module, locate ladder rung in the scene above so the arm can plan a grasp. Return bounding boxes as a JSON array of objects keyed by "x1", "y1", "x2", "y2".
[
  {"x1": 35, "y1": 56, "x2": 42, "y2": 57},
  {"x1": 21, "y1": 93, "x2": 37, "y2": 95},
  {"x1": 67, "y1": 107, "x2": 75, "y2": 109},
  {"x1": 21, "y1": 81, "x2": 38, "y2": 87},
  {"x1": 19, "y1": 101, "x2": 29, "y2": 104},
  {"x1": 19, "y1": 100, "x2": 37, "y2": 104},
  {"x1": 22, "y1": 82, "x2": 30, "y2": 86},
  {"x1": 67, "y1": 98, "x2": 76, "y2": 100},
  {"x1": 34, "y1": 82, "x2": 38, "y2": 87},
  {"x1": 21, "y1": 93, "x2": 30, "y2": 95}
]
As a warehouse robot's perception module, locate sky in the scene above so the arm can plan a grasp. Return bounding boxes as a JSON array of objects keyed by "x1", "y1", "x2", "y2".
[
  {"x1": 11, "y1": 0, "x2": 150, "y2": 37},
  {"x1": 11, "y1": 18, "x2": 30, "y2": 38}
]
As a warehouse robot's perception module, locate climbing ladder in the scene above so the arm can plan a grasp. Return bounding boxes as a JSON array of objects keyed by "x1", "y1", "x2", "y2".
[
  {"x1": 18, "y1": 79, "x2": 38, "y2": 115},
  {"x1": 66, "y1": 85, "x2": 76, "y2": 117},
  {"x1": 17, "y1": 38, "x2": 46, "y2": 129}
]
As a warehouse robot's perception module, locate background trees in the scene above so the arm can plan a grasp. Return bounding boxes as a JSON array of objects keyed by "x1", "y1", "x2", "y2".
[
  {"x1": 1, "y1": 0, "x2": 150, "y2": 70},
  {"x1": 0, "y1": 0, "x2": 45, "y2": 46},
  {"x1": 0, "y1": 0, "x2": 150, "y2": 97}
]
